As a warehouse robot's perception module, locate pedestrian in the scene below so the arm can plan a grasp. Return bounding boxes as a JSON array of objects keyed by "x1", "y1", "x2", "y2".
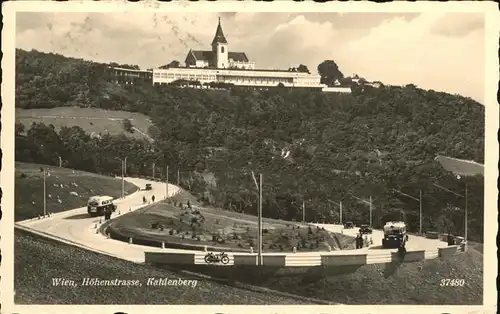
[
  {"x1": 152, "y1": 195, "x2": 155, "y2": 203},
  {"x1": 143, "y1": 196, "x2": 146, "y2": 204},
  {"x1": 447, "y1": 233, "x2": 455, "y2": 246},
  {"x1": 398, "y1": 241, "x2": 406, "y2": 259},
  {"x1": 356, "y1": 234, "x2": 362, "y2": 249}
]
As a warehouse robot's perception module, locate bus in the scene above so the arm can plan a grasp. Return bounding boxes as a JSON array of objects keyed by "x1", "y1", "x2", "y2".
[
  {"x1": 382, "y1": 221, "x2": 409, "y2": 248},
  {"x1": 87, "y1": 196, "x2": 116, "y2": 217}
]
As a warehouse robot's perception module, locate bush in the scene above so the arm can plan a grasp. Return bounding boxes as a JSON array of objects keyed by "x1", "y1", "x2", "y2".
[
  {"x1": 168, "y1": 230, "x2": 174, "y2": 235},
  {"x1": 122, "y1": 119, "x2": 134, "y2": 133},
  {"x1": 20, "y1": 172, "x2": 27, "y2": 179},
  {"x1": 263, "y1": 228, "x2": 269, "y2": 234}
]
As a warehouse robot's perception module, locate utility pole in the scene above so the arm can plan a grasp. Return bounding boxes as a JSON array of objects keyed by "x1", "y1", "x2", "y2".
[
  {"x1": 258, "y1": 173, "x2": 263, "y2": 266},
  {"x1": 58, "y1": 156, "x2": 62, "y2": 168},
  {"x1": 392, "y1": 188, "x2": 422, "y2": 234},
  {"x1": 339, "y1": 201, "x2": 343, "y2": 225},
  {"x1": 124, "y1": 157, "x2": 127, "y2": 177},
  {"x1": 177, "y1": 169, "x2": 180, "y2": 186},
  {"x1": 42, "y1": 168, "x2": 47, "y2": 216},
  {"x1": 369, "y1": 196, "x2": 372, "y2": 227},
  {"x1": 465, "y1": 182, "x2": 468, "y2": 242},
  {"x1": 302, "y1": 200, "x2": 306, "y2": 223},
  {"x1": 152, "y1": 161, "x2": 155, "y2": 179},
  {"x1": 419, "y1": 190, "x2": 423, "y2": 235},
  {"x1": 165, "y1": 165, "x2": 169, "y2": 200},
  {"x1": 121, "y1": 159, "x2": 124, "y2": 199}
]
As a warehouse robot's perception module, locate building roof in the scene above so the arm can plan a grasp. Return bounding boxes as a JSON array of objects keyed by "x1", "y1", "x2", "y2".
[
  {"x1": 228, "y1": 52, "x2": 249, "y2": 62},
  {"x1": 191, "y1": 50, "x2": 214, "y2": 61},
  {"x1": 190, "y1": 50, "x2": 249, "y2": 63},
  {"x1": 211, "y1": 17, "x2": 228, "y2": 45}
]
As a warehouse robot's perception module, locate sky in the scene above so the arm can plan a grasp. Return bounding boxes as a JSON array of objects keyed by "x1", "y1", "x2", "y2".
[{"x1": 16, "y1": 11, "x2": 485, "y2": 103}]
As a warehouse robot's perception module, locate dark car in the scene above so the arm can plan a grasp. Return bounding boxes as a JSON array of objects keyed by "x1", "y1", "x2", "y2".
[
  {"x1": 359, "y1": 224, "x2": 372, "y2": 234},
  {"x1": 145, "y1": 183, "x2": 152, "y2": 190},
  {"x1": 343, "y1": 221, "x2": 354, "y2": 229}
]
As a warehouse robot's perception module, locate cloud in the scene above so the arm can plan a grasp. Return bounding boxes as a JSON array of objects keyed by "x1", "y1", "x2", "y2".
[{"x1": 15, "y1": 12, "x2": 484, "y2": 103}]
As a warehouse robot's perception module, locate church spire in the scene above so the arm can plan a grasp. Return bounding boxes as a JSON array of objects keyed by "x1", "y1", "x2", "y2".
[{"x1": 211, "y1": 17, "x2": 228, "y2": 45}]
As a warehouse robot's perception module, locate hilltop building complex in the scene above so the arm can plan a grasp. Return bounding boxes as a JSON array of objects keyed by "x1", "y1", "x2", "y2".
[{"x1": 151, "y1": 18, "x2": 324, "y2": 90}]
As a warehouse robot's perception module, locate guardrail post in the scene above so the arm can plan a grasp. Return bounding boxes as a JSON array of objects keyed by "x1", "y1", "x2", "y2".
[
  {"x1": 129, "y1": 237, "x2": 132, "y2": 244},
  {"x1": 250, "y1": 247, "x2": 254, "y2": 254},
  {"x1": 162, "y1": 242, "x2": 165, "y2": 249},
  {"x1": 293, "y1": 246, "x2": 297, "y2": 253},
  {"x1": 99, "y1": 218, "x2": 102, "y2": 224}
]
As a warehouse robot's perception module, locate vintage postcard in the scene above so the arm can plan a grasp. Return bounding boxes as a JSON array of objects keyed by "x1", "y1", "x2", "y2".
[{"x1": 1, "y1": 1, "x2": 498, "y2": 314}]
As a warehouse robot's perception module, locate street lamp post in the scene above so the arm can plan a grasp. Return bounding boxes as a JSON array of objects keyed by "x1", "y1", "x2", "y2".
[
  {"x1": 350, "y1": 194, "x2": 373, "y2": 227},
  {"x1": 115, "y1": 157, "x2": 127, "y2": 199},
  {"x1": 392, "y1": 188, "x2": 423, "y2": 235},
  {"x1": 251, "y1": 171, "x2": 263, "y2": 266},
  {"x1": 41, "y1": 167, "x2": 47, "y2": 217},
  {"x1": 165, "y1": 165, "x2": 169, "y2": 200},
  {"x1": 302, "y1": 200, "x2": 306, "y2": 223},
  {"x1": 327, "y1": 199, "x2": 343, "y2": 225},
  {"x1": 433, "y1": 176, "x2": 468, "y2": 243}
]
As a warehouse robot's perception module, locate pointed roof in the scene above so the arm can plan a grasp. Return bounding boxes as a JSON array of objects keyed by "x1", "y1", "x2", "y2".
[{"x1": 211, "y1": 17, "x2": 228, "y2": 45}]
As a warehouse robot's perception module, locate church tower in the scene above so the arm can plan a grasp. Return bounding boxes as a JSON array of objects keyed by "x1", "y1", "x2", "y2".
[{"x1": 211, "y1": 17, "x2": 228, "y2": 69}]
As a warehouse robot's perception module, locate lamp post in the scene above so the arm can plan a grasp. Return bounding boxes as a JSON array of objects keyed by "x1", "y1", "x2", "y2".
[
  {"x1": 433, "y1": 175, "x2": 468, "y2": 243},
  {"x1": 327, "y1": 199, "x2": 343, "y2": 225},
  {"x1": 165, "y1": 165, "x2": 169, "y2": 200},
  {"x1": 392, "y1": 188, "x2": 423, "y2": 235},
  {"x1": 350, "y1": 193, "x2": 373, "y2": 227},
  {"x1": 115, "y1": 157, "x2": 127, "y2": 199},
  {"x1": 40, "y1": 167, "x2": 48, "y2": 217},
  {"x1": 251, "y1": 171, "x2": 263, "y2": 266}
]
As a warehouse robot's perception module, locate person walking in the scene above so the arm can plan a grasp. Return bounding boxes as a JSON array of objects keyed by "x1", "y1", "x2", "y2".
[
  {"x1": 143, "y1": 196, "x2": 146, "y2": 204},
  {"x1": 152, "y1": 195, "x2": 155, "y2": 203}
]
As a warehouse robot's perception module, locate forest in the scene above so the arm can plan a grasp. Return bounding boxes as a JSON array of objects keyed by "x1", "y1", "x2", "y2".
[{"x1": 15, "y1": 48, "x2": 485, "y2": 241}]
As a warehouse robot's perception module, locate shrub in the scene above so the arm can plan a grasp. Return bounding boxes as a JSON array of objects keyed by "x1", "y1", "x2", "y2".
[
  {"x1": 168, "y1": 230, "x2": 174, "y2": 235},
  {"x1": 20, "y1": 172, "x2": 27, "y2": 179},
  {"x1": 263, "y1": 228, "x2": 269, "y2": 234}
]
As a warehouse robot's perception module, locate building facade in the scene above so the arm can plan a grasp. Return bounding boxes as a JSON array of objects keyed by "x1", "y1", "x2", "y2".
[
  {"x1": 107, "y1": 66, "x2": 153, "y2": 85},
  {"x1": 153, "y1": 18, "x2": 323, "y2": 90}
]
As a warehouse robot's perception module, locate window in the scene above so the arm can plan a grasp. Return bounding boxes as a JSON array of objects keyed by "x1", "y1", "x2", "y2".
[{"x1": 221, "y1": 46, "x2": 225, "y2": 53}]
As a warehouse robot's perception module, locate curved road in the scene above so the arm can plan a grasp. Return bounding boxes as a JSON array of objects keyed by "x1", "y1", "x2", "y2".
[{"x1": 16, "y1": 176, "x2": 447, "y2": 264}]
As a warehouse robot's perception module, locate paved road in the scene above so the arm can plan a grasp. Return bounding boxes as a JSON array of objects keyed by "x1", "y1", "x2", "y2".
[
  {"x1": 16, "y1": 177, "x2": 191, "y2": 262},
  {"x1": 16, "y1": 176, "x2": 447, "y2": 265},
  {"x1": 313, "y1": 223, "x2": 447, "y2": 251}
]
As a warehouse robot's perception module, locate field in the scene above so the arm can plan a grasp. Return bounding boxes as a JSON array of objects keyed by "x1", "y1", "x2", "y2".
[
  {"x1": 108, "y1": 189, "x2": 355, "y2": 252},
  {"x1": 16, "y1": 107, "x2": 153, "y2": 140},
  {"x1": 15, "y1": 162, "x2": 137, "y2": 221},
  {"x1": 435, "y1": 155, "x2": 484, "y2": 176},
  {"x1": 14, "y1": 229, "x2": 314, "y2": 304}
]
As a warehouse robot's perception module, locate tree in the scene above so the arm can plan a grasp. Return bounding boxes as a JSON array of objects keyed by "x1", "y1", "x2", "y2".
[
  {"x1": 297, "y1": 64, "x2": 310, "y2": 74},
  {"x1": 123, "y1": 119, "x2": 134, "y2": 133},
  {"x1": 15, "y1": 123, "x2": 25, "y2": 135},
  {"x1": 317, "y1": 60, "x2": 344, "y2": 87}
]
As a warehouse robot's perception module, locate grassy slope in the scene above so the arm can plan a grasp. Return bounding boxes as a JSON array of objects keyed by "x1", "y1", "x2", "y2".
[
  {"x1": 108, "y1": 188, "x2": 355, "y2": 252},
  {"x1": 16, "y1": 107, "x2": 153, "y2": 140},
  {"x1": 15, "y1": 162, "x2": 137, "y2": 221},
  {"x1": 271, "y1": 248, "x2": 483, "y2": 305},
  {"x1": 174, "y1": 247, "x2": 483, "y2": 305},
  {"x1": 14, "y1": 229, "x2": 309, "y2": 305},
  {"x1": 435, "y1": 155, "x2": 484, "y2": 176}
]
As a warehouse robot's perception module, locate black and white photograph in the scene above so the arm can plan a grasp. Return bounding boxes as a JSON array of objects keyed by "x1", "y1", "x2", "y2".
[{"x1": 1, "y1": 1, "x2": 498, "y2": 314}]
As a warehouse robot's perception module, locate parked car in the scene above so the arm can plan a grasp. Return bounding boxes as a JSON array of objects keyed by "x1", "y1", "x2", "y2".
[
  {"x1": 343, "y1": 221, "x2": 354, "y2": 229},
  {"x1": 145, "y1": 183, "x2": 152, "y2": 190},
  {"x1": 359, "y1": 224, "x2": 373, "y2": 234}
]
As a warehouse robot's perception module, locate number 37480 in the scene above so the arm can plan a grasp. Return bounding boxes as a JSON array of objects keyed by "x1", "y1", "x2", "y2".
[{"x1": 440, "y1": 279, "x2": 465, "y2": 286}]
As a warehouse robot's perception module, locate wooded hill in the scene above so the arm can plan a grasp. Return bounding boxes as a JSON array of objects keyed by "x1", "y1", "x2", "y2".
[{"x1": 15, "y1": 49, "x2": 485, "y2": 241}]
